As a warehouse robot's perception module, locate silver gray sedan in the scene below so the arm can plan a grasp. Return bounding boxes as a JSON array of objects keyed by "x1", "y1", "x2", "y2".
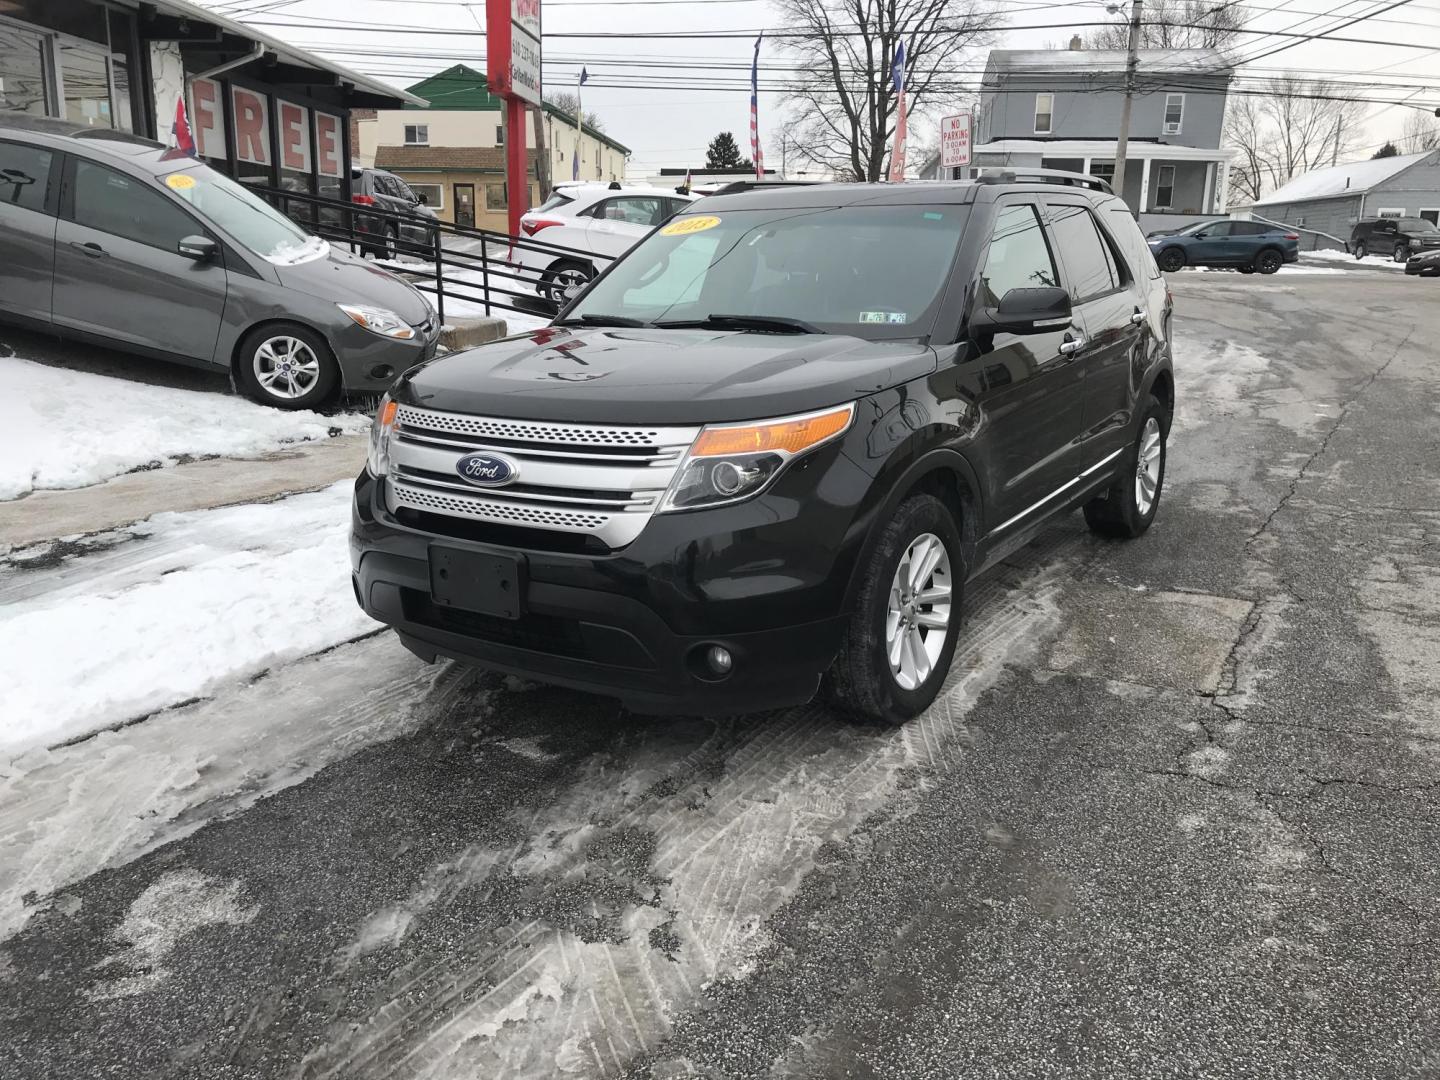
[{"x1": 0, "y1": 112, "x2": 440, "y2": 409}]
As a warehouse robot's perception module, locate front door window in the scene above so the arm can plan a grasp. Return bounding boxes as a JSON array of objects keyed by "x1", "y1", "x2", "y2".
[{"x1": 454, "y1": 183, "x2": 475, "y2": 228}]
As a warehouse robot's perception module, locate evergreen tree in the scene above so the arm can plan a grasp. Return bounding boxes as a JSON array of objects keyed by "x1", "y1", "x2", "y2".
[
  {"x1": 1372, "y1": 142, "x2": 1400, "y2": 159},
  {"x1": 705, "y1": 132, "x2": 751, "y2": 170}
]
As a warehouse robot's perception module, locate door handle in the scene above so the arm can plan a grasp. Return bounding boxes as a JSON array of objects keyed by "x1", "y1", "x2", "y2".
[
  {"x1": 1058, "y1": 333, "x2": 1087, "y2": 355},
  {"x1": 69, "y1": 241, "x2": 107, "y2": 258},
  {"x1": 1129, "y1": 311, "x2": 1146, "y2": 325}
]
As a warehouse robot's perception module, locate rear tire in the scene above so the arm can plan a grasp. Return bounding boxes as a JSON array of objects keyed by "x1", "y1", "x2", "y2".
[
  {"x1": 1238, "y1": 266, "x2": 1255, "y2": 274},
  {"x1": 1157, "y1": 247, "x2": 1186, "y2": 273},
  {"x1": 827, "y1": 494, "x2": 965, "y2": 726},
  {"x1": 1084, "y1": 397, "x2": 1168, "y2": 539},
  {"x1": 1354, "y1": 241, "x2": 1367, "y2": 260},
  {"x1": 236, "y1": 322, "x2": 339, "y2": 410},
  {"x1": 1255, "y1": 248, "x2": 1283, "y2": 275}
]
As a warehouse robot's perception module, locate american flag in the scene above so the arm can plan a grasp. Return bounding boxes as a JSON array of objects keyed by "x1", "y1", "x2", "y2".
[
  {"x1": 750, "y1": 33, "x2": 764, "y2": 179},
  {"x1": 888, "y1": 43, "x2": 907, "y2": 183}
]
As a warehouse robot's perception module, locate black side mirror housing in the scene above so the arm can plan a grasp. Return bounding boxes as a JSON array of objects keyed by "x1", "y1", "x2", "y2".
[
  {"x1": 980, "y1": 286, "x2": 1072, "y2": 335},
  {"x1": 178, "y1": 235, "x2": 218, "y2": 262}
]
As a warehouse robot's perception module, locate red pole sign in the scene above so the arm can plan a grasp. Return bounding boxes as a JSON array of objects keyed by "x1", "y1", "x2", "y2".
[{"x1": 487, "y1": 0, "x2": 542, "y2": 237}]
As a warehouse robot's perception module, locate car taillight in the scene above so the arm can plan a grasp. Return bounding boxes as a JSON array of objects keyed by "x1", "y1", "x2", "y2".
[
  {"x1": 1284, "y1": 233, "x2": 1299, "y2": 240},
  {"x1": 521, "y1": 218, "x2": 563, "y2": 236},
  {"x1": 352, "y1": 194, "x2": 376, "y2": 205}
]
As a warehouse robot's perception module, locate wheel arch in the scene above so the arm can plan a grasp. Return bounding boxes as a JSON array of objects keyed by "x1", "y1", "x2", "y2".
[
  {"x1": 1146, "y1": 366, "x2": 1175, "y2": 428},
  {"x1": 841, "y1": 448, "x2": 983, "y2": 613}
]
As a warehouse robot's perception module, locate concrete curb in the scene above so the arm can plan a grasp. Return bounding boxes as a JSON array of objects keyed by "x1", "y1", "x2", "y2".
[{"x1": 440, "y1": 317, "x2": 508, "y2": 351}]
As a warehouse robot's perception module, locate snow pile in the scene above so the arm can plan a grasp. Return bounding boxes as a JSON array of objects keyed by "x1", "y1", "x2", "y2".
[
  {"x1": 0, "y1": 355, "x2": 369, "y2": 500},
  {"x1": 1302, "y1": 248, "x2": 1406, "y2": 272},
  {"x1": 1, "y1": 482, "x2": 375, "y2": 749}
]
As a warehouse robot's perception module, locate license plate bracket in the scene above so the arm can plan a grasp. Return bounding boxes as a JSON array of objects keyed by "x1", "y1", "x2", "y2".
[{"x1": 428, "y1": 546, "x2": 526, "y2": 619}]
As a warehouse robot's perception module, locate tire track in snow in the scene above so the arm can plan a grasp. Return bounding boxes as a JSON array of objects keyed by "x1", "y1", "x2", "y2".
[{"x1": 294, "y1": 531, "x2": 1084, "y2": 1080}]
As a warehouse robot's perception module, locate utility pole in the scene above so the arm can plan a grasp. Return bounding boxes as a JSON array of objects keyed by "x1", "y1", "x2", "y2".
[{"x1": 1111, "y1": 0, "x2": 1143, "y2": 209}]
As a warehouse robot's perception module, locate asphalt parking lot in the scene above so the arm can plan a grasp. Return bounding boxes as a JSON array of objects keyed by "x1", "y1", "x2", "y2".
[{"x1": 3, "y1": 269, "x2": 1439, "y2": 1079}]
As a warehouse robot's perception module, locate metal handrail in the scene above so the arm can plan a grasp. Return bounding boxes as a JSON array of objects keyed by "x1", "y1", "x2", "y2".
[{"x1": 251, "y1": 185, "x2": 619, "y2": 326}]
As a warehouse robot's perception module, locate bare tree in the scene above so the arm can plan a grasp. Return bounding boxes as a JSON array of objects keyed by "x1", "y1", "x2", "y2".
[
  {"x1": 1224, "y1": 77, "x2": 1368, "y2": 202},
  {"x1": 543, "y1": 91, "x2": 604, "y2": 133},
  {"x1": 1087, "y1": 0, "x2": 1244, "y2": 50},
  {"x1": 1401, "y1": 110, "x2": 1440, "y2": 154},
  {"x1": 774, "y1": 0, "x2": 1002, "y2": 182}
]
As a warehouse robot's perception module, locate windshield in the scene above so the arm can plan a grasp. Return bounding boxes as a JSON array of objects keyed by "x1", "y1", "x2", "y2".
[
  {"x1": 160, "y1": 165, "x2": 322, "y2": 264},
  {"x1": 566, "y1": 204, "x2": 970, "y2": 338},
  {"x1": 1398, "y1": 219, "x2": 1440, "y2": 235}
]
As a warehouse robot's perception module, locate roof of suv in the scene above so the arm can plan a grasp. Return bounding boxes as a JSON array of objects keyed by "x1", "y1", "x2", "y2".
[
  {"x1": 696, "y1": 177, "x2": 1117, "y2": 213},
  {"x1": 0, "y1": 111, "x2": 179, "y2": 172}
]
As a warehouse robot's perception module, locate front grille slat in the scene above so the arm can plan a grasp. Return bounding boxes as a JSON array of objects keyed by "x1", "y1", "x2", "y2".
[{"x1": 387, "y1": 406, "x2": 700, "y2": 550}]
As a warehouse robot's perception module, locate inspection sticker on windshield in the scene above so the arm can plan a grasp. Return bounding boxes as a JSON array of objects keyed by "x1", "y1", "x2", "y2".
[
  {"x1": 660, "y1": 215, "x2": 721, "y2": 236},
  {"x1": 165, "y1": 174, "x2": 196, "y2": 191},
  {"x1": 860, "y1": 311, "x2": 907, "y2": 324}
]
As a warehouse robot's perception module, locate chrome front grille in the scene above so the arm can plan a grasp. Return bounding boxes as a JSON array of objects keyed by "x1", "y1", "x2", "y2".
[{"x1": 387, "y1": 405, "x2": 700, "y2": 547}]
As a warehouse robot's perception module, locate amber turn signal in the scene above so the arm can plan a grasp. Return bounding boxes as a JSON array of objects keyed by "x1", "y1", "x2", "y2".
[{"x1": 691, "y1": 404, "x2": 855, "y2": 458}]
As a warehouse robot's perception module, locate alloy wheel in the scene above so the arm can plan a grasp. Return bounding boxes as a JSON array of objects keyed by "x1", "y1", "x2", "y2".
[
  {"x1": 550, "y1": 265, "x2": 592, "y2": 303},
  {"x1": 1135, "y1": 416, "x2": 1163, "y2": 516},
  {"x1": 253, "y1": 337, "x2": 321, "y2": 400},
  {"x1": 1355, "y1": 242, "x2": 1367, "y2": 259},
  {"x1": 885, "y1": 533, "x2": 953, "y2": 691},
  {"x1": 1394, "y1": 242, "x2": 1409, "y2": 263}
]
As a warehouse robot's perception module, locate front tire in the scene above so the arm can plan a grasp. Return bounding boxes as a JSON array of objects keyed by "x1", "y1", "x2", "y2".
[
  {"x1": 236, "y1": 323, "x2": 339, "y2": 410},
  {"x1": 828, "y1": 494, "x2": 965, "y2": 726},
  {"x1": 1394, "y1": 241, "x2": 1409, "y2": 263},
  {"x1": 1084, "y1": 397, "x2": 1168, "y2": 539},
  {"x1": 1157, "y1": 248, "x2": 1186, "y2": 273}
]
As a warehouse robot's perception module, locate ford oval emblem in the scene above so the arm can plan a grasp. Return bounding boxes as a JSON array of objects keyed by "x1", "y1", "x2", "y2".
[{"x1": 455, "y1": 451, "x2": 519, "y2": 487}]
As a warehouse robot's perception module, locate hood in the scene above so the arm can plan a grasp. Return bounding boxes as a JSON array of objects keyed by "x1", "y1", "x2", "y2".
[
  {"x1": 394, "y1": 326, "x2": 937, "y2": 424},
  {"x1": 273, "y1": 248, "x2": 432, "y2": 325}
]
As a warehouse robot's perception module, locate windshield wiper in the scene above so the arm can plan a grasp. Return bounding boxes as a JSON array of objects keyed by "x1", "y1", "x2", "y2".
[
  {"x1": 554, "y1": 313, "x2": 648, "y2": 328},
  {"x1": 654, "y1": 313, "x2": 821, "y2": 335}
]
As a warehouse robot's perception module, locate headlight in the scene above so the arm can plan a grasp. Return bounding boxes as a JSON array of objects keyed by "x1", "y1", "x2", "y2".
[
  {"x1": 368, "y1": 396, "x2": 397, "y2": 477},
  {"x1": 659, "y1": 403, "x2": 855, "y2": 512},
  {"x1": 339, "y1": 303, "x2": 416, "y2": 340}
]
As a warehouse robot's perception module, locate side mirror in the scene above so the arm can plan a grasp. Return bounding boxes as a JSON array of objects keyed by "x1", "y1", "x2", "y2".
[
  {"x1": 178, "y1": 235, "x2": 218, "y2": 262},
  {"x1": 562, "y1": 283, "x2": 586, "y2": 303},
  {"x1": 982, "y1": 286, "x2": 1072, "y2": 335}
]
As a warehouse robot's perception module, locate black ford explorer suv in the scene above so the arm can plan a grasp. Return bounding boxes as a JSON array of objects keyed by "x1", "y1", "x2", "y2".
[{"x1": 352, "y1": 172, "x2": 1174, "y2": 725}]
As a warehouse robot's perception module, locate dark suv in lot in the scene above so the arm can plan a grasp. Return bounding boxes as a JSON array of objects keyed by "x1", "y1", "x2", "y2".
[
  {"x1": 1350, "y1": 216, "x2": 1440, "y2": 262},
  {"x1": 352, "y1": 172, "x2": 1174, "y2": 724}
]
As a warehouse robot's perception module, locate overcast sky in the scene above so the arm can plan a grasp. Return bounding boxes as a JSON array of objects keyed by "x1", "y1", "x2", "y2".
[{"x1": 201, "y1": 0, "x2": 1440, "y2": 175}]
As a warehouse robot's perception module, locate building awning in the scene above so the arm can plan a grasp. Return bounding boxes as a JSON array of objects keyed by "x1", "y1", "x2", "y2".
[{"x1": 141, "y1": 0, "x2": 426, "y2": 108}]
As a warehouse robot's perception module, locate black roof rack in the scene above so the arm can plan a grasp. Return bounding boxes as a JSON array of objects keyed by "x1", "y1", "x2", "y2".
[
  {"x1": 707, "y1": 179, "x2": 828, "y2": 196},
  {"x1": 974, "y1": 168, "x2": 1114, "y2": 195}
]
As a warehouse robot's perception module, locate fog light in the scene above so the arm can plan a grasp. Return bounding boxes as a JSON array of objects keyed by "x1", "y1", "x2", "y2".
[
  {"x1": 706, "y1": 645, "x2": 733, "y2": 675},
  {"x1": 369, "y1": 364, "x2": 394, "y2": 380}
]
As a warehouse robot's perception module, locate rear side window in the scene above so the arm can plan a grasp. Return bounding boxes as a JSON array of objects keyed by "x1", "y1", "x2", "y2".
[
  {"x1": 1103, "y1": 204, "x2": 1160, "y2": 281},
  {"x1": 978, "y1": 203, "x2": 1058, "y2": 306},
  {"x1": 0, "y1": 140, "x2": 53, "y2": 214},
  {"x1": 535, "y1": 191, "x2": 574, "y2": 213},
  {"x1": 1048, "y1": 203, "x2": 1118, "y2": 302},
  {"x1": 71, "y1": 159, "x2": 197, "y2": 252}
]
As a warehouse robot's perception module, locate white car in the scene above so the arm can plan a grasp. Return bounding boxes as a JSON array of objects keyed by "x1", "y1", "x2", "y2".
[{"x1": 512, "y1": 184, "x2": 701, "y2": 303}]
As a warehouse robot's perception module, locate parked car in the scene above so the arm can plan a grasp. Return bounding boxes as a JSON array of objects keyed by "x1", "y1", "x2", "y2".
[
  {"x1": 352, "y1": 172, "x2": 1174, "y2": 725},
  {"x1": 351, "y1": 166, "x2": 440, "y2": 259},
  {"x1": 0, "y1": 112, "x2": 440, "y2": 409},
  {"x1": 1147, "y1": 219, "x2": 1299, "y2": 274},
  {"x1": 1350, "y1": 216, "x2": 1440, "y2": 262},
  {"x1": 510, "y1": 183, "x2": 700, "y2": 303},
  {"x1": 1405, "y1": 248, "x2": 1440, "y2": 277}
]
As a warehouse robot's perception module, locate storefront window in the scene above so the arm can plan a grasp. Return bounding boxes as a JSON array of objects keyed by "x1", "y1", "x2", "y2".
[
  {"x1": 56, "y1": 39, "x2": 112, "y2": 127},
  {"x1": 0, "y1": 21, "x2": 49, "y2": 116},
  {"x1": 276, "y1": 100, "x2": 314, "y2": 223},
  {"x1": 231, "y1": 85, "x2": 273, "y2": 188}
]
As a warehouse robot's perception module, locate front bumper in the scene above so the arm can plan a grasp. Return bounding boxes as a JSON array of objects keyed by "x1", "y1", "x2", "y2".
[
  {"x1": 349, "y1": 461, "x2": 865, "y2": 714},
  {"x1": 1406, "y1": 252, "x2": 1440, "y2": 276},
  {"x1": 331, "y1": 318, "x2": 442, "y2": 394}
]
